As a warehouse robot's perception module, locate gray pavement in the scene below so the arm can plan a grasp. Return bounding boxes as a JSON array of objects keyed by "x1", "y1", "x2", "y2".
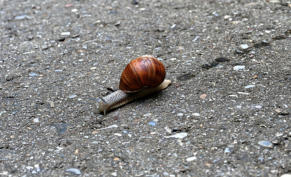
[{"x1": 0, "y1": 0, "x2": 290, "y2": 176}]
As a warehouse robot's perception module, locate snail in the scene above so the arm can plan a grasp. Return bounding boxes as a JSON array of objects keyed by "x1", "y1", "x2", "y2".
[{"x1": 95, "y1": 55, "x2": 171, "y2": 114}]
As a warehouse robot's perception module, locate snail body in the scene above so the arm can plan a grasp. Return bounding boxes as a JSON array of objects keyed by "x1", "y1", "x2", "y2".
[{"x1": 95, "y1": 55, "x2": 171, "y2": 114}]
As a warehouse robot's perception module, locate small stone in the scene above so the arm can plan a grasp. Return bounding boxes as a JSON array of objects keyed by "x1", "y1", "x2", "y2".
[
  {"x1": 33, "y1": 118, "x2": 40, "y2": 123},
  {"x1": 165, "y1": 132, "x2": 188, "y2": 139},
  {"x1": 224, "y1": 147, "x2": 231, "y2": 153},
  {"x1": 245, "y1": 85, "x2": 255, "y2": 89},
  {"x1": 66, "y1": 168, "x2": 81, "y2": 175},
  {"x1": 186, "y1": 156, "x2": 197, "y2": 162},
  {"x1": 233, "y1": 65, "x2": 245, "y2": 71},
  {"x1": 285, "y1": 142, "x2": 291, "y2": 152},
  {"x1": 240, "y1": 44, "x2": 250, "y2": 50},
  {"x1": 148, "y1": 121, "x2": 156, "y2": 126},
  {"x1": 177, "y1": 113, "x2": 184, "y2": 117},
  {"x1": 71, "y1": 9, "x2": 78, "y2": 13},
  {"x1": 61, "y1": 32, "x2": 71, "y2": 36},
  {"x1": 48, "y1": 101, "x2": 55, "y2": 108},
  {"x1": 65, "y1": 3, "x2": 73, "y2": 7},
  {"x1": 274, "y1": 108, "x2": 289, "y2": 116},
  {"x1": 41, "y1": 44, "x2": 49, "y2": 50},
  {"x1": 237, "y1": 92, "x2": 250, "y2": 95},
  {"x1": 192, "y1": 113, "x2": 200, "y2": 117},
  {"x1": 164, "y1": 126, "x2": 172, "y2": 133},
  {"x1": 258, "y1": 140, "x2": 273, "y2": 148},
  {"x1": 271, "y1": 139, "x2": 280, "y2": 145},
  {"x1": 113, "y1": 157, "x2": 120, "y2": 161},
  {"x1": 32, "y1": 164, "x2": 40, "y2": 174},
  {"x1": 29, "y1": 72, "x2": 38, "y2": 77},
  {"x1": 69, "y1": 94, "x2": 77, "y2": 99},
  {"x1": 143, "y1": 113, "x2": 152, "y2": 117},
  {"x1": 55, "y1": 69, "x2": 62, "y2": 72},
  {"x1": 200, "y1": 94, "x2": 207, "y2": 99},
  {"x1": 114, "y1": 133, "x2": 122, "y2": 136},
  {"x1": 111, "y1": 172, "x2": 118, "y2": 176},
  {"x1": 90, "y1": 67, "x2": 97, "y2": 70},
  {"x1": 268, "y1": 0, "x2": 280, "y2": 3},
  {"x1": 192, "y1": 36, "x2": 200, "y2": 42},
  {"x1": 15, "y1": 15, "x2": 31, "y2": 20},
  {"x1": 253, "y1": 105, "x2": 262, "y2": 109}
]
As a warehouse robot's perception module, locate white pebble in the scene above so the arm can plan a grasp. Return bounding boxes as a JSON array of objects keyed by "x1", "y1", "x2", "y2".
[
  {"x1": 177, "y1": 113, "x2": 184, "y2": 117},
  {"x1": 69, "y1": 94, "x2": 77, "y2": 99},
  {"x1": 245, "y1": 85, "x2": 255, "y2": 89},
  {"x1": 143, "y1": 113, "x2": 152, "y2": 117},
  {"x1": 240, "y1": 44, "x2": 249, "y2": 50},
  {"x1": 233, "y1": 65, "x2": 245, "y2": 71},
  {"x1": 165, "y1": 132, "x2": 188, "y2": 139},
  {"x1": 71, "y1": 9, "x2": 78, "y2": 13},
  {"x1": 33, "y1": 118, "x2": 40, "y2": 123},
  {"x1": 192, "y1": 113, "x2": 200, "y2": 117},
  {"x1": 111, "y1": 172, "x2": 117, "y2": 176},
  {"x1": 66, "y1": 168, "x2": 81, "y2": 175},
  {"x1": 186, "y1": 156, "x2": 197, "y2": 162},
  {"x1": 114, "y1": 133, "x2": 122, "y2": 137},
  {"x1": 61, "y1": 32, "x2": 71, "y2": 36},
  {"x1": 281, "y1": 174, "x2": 291, "y2": 177}
]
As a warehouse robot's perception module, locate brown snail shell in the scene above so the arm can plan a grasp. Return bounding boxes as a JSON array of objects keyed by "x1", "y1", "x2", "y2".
[{"x1": 119, "y1": 55, "x2": 166, "y2": 93}]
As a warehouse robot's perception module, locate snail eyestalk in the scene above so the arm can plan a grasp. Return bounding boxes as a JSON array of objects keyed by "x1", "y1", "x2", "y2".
[{"x1": 95, "y1": 79, "x2": 171, "y2": 114}]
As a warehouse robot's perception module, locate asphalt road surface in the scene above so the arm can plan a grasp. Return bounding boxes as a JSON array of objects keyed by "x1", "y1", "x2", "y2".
[{"x1": 0, "y1": 0, "x2": 290, "y2": 176}]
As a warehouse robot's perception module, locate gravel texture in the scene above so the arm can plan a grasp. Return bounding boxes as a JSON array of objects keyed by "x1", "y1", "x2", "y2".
[{"x1": 0, "y1": 0, "x2": 290, "y2": 176}]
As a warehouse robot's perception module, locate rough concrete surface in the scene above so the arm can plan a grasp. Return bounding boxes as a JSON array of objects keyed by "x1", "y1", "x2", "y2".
[{"x1": 0, "y1": 0, "x2": 290, "y2": 176}]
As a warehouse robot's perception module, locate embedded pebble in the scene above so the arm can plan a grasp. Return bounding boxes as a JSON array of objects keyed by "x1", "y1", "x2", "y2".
[
  {"x1": 252, "y1": 105, "x2": 262, "y2": 109},
  {"x1": 281, "y1": 174, "x2": 291, "y2": 177},
  {"x1": 0, "y1": 111, "x2": 6, "y2": 116},
  {"x1": 245, "y1": 85, "x2": 255, "y2": 89},
  {"x1": 165, "y1": 132, "x2": 188, "y2": 139},
  {"x1": 192, "y1": 113, "x2": 200, "y2": 117},
  {"x1": 69, "y1": 94, "x2": 77, "y2": 99},
  {"x1": 29, "y1": 72, "x2": 38, "y2": 77},
  {"x1": 177, "y1": 113, "x2": 183, "y2": 117},
  {"x1": 186, "y1": 156, "x2": 197, "y2": 162},
  {"x1": 98, "y1": 124, "x2": 118, "y2": 130},
  {"x1": 33, "y1": 118, "x2": 40, "y2": 123},
  {"x1": 114, "y1": 133, "x2": 122, "y2": 137},
  {"x1": 15, "y1": 14, "x2": 31, "y2": 20},
  {"x1": 71, "y1": 9, "x2": 78, "y2": 13},
  {"x1": 258, "y1": 140, "x2": 273, "y2": 148},
  {"x1": 192, "y1": 36, "x2": 200, "y2": 42},
  {"x1": 224, "y1": 147, "x2": 232, "y2": 153},
  {"x1": 240, "y1": 44, "x2": 250, "y2": 50},
  {"x1": 143, "y1": 113, "x2": 152, "y2": 117},
  {"x1": 200, "y1": 94, "x2": 207, "y2": 99},
  {"x1": 233, "y1": 65, "x2": 245, "y2": 71},
  {"x1": 66, "y1": 168, "x2": 81, "y2": 175},
  {"x1": 111, "y1": 172, "x2": 117, "y2": 176},
  {"x1": 148, "y1": 121, "x2": 156, "y2": 126},
  {"x1": 164, "y1": 126, "x2": 172, "y2": 133},
  {"x1": 61, "y1": 32, "x2": 71, "y2": 36},
  {"x1": 31, "y1": 164, "x2": 41, "y2": 174}
]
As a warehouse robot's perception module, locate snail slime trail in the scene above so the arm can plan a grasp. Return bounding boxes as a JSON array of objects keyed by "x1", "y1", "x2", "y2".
[{"x1": 95, "y1": 55, "x2": 171, "y2": 114}]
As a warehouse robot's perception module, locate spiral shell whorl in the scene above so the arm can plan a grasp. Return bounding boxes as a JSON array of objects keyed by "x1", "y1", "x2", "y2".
[{"x1": 119, "y1": 55, "x2": 166, "y2": 93}]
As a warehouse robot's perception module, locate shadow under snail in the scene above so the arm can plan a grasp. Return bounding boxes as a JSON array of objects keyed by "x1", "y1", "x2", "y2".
[{"x1": 95, "y1": 55, "x2": 171, "y2": 114}]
